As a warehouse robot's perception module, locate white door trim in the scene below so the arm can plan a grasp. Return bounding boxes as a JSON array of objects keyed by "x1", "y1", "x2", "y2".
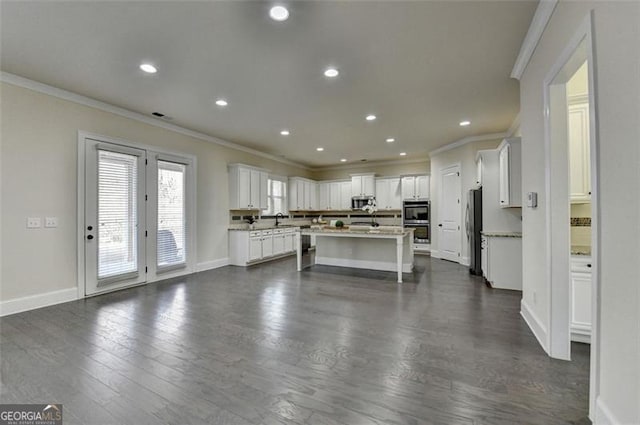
[
  {"x1": 77, "y1": 131, "x2": 198, "y2": 298},
  {"x1": 542, "y1": 12, "x2": 600, "y2": 419}
]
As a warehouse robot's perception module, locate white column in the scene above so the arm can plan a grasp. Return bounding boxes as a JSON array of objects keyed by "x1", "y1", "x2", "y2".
[{"x1": 296, "y1": 231, "x2": 302, "y2": 271}]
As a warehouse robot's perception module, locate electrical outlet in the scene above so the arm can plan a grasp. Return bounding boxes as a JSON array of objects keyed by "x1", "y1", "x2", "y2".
[
  {"x1": 45, "y1": 217, "x2": 58, "y2": 228},
  {"x1": 27, "y1": 217, "x2": 41, "y2": 229}
]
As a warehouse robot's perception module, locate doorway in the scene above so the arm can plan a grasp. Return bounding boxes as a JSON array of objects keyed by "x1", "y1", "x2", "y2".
[
  {"x1": 543, "y1": 14, "x2": 599, "y2": 418},
  {"x1": 438, "y1": 163, "x2": 461, "y2": 262}
]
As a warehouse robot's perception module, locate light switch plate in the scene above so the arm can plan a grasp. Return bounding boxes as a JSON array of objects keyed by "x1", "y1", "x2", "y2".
[
  {"x1": 45, "y1": 217, "x2": 58, "y2": 228},
  {"x1": 27, "y1": 217, "x2": 41, "y2": 228}
]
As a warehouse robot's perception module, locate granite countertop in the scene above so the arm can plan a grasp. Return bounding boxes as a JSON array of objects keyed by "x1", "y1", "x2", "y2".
[
  {"x1": 481, "y1": 231, "x2": 522, "y2": 238},
  {"x1": 303, "y1": 225, "x2": 411, "y2": 236},
  {"x1": 228, "y1": 223, "x2": 304, "y2": 231},
  {"x1": 571, "y1": 245, "x2": 592, "y2": 256}
]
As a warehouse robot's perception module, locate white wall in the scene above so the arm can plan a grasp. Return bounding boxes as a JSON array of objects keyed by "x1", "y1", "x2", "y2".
[
  {"x1": 429, "y1": 139, "x2": 501, "y2": 262},
  {"x1": 0, "y1": 82, "x2": 312, "y2": 303},
  {"x1": 519, "y1": 2, "x2": 639, "y2": 422}
]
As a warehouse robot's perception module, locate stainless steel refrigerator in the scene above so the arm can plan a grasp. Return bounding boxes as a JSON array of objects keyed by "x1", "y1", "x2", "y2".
[{"x1": 466, "y1": 188, "x2": 482, "y2": 275}]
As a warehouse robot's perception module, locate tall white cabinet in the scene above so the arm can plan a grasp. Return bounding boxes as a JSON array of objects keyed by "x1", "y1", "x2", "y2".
[
  {"x1": 568, "y1": 99, "x2": 591, "y2": 203},
  {"x1": 228, "y1": 164, "x2": 268, "y2": 209},
  {"x1": 497, "y1": 137, "x2": 522, "y2": 208}
]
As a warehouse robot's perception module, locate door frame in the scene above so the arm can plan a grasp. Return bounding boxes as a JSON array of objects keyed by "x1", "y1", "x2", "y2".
[
  {"x1": 77, "y1": 131, "x2": 198, "y2": 298},
  {"x1": 542, "y1": 12, "x2": 599, "y2": 418},
  {"x1": 438, "y1": 162, "x2": 462, "y2": 263}
]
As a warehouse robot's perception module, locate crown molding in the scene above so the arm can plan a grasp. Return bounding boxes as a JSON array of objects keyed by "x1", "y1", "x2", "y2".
[
  {"x1": 428, "y1": 132, "x2": 507, "y2": 157},
  {"x1": 511, "y1": 0, "x2": 558, "y2": 80},
  {"x1": 311, "y1": 157, "x2": 429, "y2": 172},
  {"x1": 0, "y1": 72, "x2": 312, "y2": 171},
  {"x1": 506, "y1": 112, "x2": 520, "y2": 137}
]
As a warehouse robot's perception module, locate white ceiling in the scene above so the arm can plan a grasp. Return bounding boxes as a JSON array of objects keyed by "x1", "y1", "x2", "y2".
[{"x1": 0, "y1": 1, "x2": 537, "y2": 167}]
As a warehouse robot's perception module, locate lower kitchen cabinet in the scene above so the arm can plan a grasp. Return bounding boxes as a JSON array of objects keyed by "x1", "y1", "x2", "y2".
[
  {"x1": 571, "y1": 256, "x2": 592, "y2": 343},
  {"x1": 230, "y1": 228, "x2": 298, "y2": 266},
  {"x1": 481, "y1": 234, "x2": 522, "y2": 290}
]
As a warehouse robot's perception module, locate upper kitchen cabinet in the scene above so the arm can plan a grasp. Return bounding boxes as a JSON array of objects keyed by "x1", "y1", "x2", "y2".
[
  {"x1": 375, "y1": 178, "x2": 402, "y2": 209},
  {"x1": 497, "y1": 137, "x2": 522, "y2": 208},
  {"x1": 476, "y1": 156, "x2": 483, "y2": 186},
  {"x1": 288, "y1": 177, "x2": 318, "y2": 211},
  {"x1": 351, "y1": 174, "x2": 375, "y2": 197},
  {"x1": 568, "y1": 99, "x2": 591, "y2": 203},
  {"x1": 401, "y1": 175, "x2": 430, "y2": 200},
  {"x1": 228, "y1": 164, "x2": 268, "y2": 210}
]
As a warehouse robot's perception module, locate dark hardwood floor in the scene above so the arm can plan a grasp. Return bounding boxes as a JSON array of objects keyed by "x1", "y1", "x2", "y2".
[{"x1": 0, "y1": 255, "x2": 590, "y2": 424}]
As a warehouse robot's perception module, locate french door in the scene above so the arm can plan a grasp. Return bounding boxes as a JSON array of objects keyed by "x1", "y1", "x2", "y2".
[{"x1": 84, "y1": 139, "x2": 147, "y2": 295}]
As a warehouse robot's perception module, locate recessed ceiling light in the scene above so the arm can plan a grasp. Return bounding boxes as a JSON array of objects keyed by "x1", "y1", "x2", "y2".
[
  {"x1": 386, "y1": 138, "x2": 395, "y2": 143},
  {"x1": 316, "y1": 147, "x2": 324, "y2": 152},
  {"x1": 139, "y1": 63, "x2": 157, "y2": 74},
  {"x1": 280, "y1": 130, "x2": 290, "y2": 136},
  {"x1": 324, "y1": 68, "x2": 339, "y2": 78},
  {"x1": 269, "y1": 5, "x2": 289, "y2": 21},
  {"x1": 340, "y1": 158, "x2": 347, "y2": 162},
  {"x1": 459, "y1": 120, "x2": 471, "y2": 126},
  {"x1": 366, "y1": 114, "x2": 377, "y2": 121},
  {"x1": 399, "y1": 152, "x2": 407, "y2": 156},
  {"x1": 215, "y1": 99, "x2": 228, "y2": 107}
]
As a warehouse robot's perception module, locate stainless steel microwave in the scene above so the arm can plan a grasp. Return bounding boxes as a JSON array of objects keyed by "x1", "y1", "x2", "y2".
[{"x1": 352, "y1": 196, "x2": 375, "y2": 210}]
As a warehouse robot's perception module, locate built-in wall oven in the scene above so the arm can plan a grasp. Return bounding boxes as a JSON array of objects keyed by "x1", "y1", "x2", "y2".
[{"x1": 403, "y1": 200, "x2": 430, "y2": 244}]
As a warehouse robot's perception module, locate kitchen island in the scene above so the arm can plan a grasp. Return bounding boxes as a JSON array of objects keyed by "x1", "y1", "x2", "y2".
[{"x1": 297, "y1": 227, "x2": 414, "y2": 283}]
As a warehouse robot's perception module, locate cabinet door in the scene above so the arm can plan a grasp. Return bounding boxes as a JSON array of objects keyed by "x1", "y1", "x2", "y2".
[
  {"x1": 571, "y1": 271, "x2": 592, "y2": 328},
  {"x1": 296, "y1": 181, "x2": 305, "y2": 210},
  {"x1": 249, "y1": 170, "x2": 261, "y2": 209},
  {"x1": 273, "y1": 235, "x2": 285, "y2": 255},
  {"x1": 319, "y1": 183, "x2": 330, "y2": 210},
  {"x1": 569, "y1": 103, "x2": 591, "y2": 202},
  {"x1": 330, "y1": 182, "x2": 341, "y2": 210},
  {"x1": 238, "y1": 167, "x2": 251, "y2": 208},
  {"x1": 499, "y1": 146, "x2": 510, "y2": 206},
  {"x1": 362, "y1": 175, "x2": 375, "y2": 197},
  {"x1": 415, "y1": 175, "x2": 429, "y2": 199},
  {"x1": 351, "y1": 176, "x2": 362, "y2": 196},
  {"x1": 480, "y1": 236, "x2": 488, "y2": 278},
  {"x1": 262, "y1": 236, "x2": 273, "y2": 257},
  {"x1": 309, "y1": 182, "x2": 318, "y2": 210},
  {"x1": 401, "y1": 176, "x2": 415, "y2": 200},
  {"x1": 341, "y1": 181, "x2": 352, "y2": 209},
  {"x1": 258, "y1": 172, "x2": 268, "y2": 210},
  {"x1": 375, "y1": 179, "x2": 389, "y2": 209},
  {"x1": 388, "y1": 178, "x2": 402, "y2": 209},
  {"x1": 284, "y1": 233, "x2": 294, "y2": 252},
  {"x1": 249, "y1": 237, "x2": 262, "y2": 261}
]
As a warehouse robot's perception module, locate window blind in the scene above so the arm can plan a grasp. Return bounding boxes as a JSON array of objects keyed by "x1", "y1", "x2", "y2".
[
  {"x1": 97, "y1": 150, "x2": 138, "y2": 279},
  {"x1": 157, "y1": 160, "x2": 186, "y2": 269}
]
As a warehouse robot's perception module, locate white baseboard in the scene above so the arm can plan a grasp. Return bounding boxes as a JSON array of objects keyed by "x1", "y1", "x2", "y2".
[
  {"x1": 430, "y1": 249, "x2": 440, "y2": 259},
  {"x1": 315, "y1": 256, "x2": 413, "y2": 273},
  {"x1": 0, "y1": 287, "x2": 78, "y2": 317},
  {"x1": 460, "y1": 256, "x2": 470, "y2": 266},
  {"x1": 595, "y1": 397, "x2": 621, "y2": 425},
  {"x1": 196, "y1": 258, "x2": 230, "y2": 272},
  {"x1": 520, "y1": 299, "x2": 549, "y2": 354},
  {"x1": 571, "y1": 323, "x2": 591, "y2": 344}
]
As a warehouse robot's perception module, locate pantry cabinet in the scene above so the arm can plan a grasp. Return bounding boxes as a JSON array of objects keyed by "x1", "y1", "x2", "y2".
[
  {"x1": 568, "y1": 100, "x2": 591, "y2": 203},
  {"x1": 228, "y1": 164, "x2": 268, "y2": 209},
  {"x1": 497, "y1": 137, "x2": 522, "y2": 208}
]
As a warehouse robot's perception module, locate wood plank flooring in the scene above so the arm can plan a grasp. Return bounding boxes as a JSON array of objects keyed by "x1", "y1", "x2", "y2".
[{"x1": 0, "y1": 255, "x2": 590, "y2": 424}]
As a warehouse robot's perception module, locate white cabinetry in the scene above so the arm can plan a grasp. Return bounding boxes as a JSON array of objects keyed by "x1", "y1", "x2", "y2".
[
  {"x1": 568, "y1": 100, "x2": 591, "y2": 203},
  {"x1": 375, "y1": 178, "x2": 402, "y2": 209},
  {"x1": 318, "y1": 181, "x2": 350, "y2": 210},
  {"x1": 476, "y1": 156, "x2": 483, "y2": 186},
  {"x1": 571, "y1": 256, "x2": 592, "y2": 343},
  {"x1": 340, "y1": 181, "x2": 352, "y2": 209},
  {"x1": 401, "y1": 175, "x2": 430, "y2": 200},
  {"x1": 230, "y1": 228, "x2": 298, "y2": 266},
  {"x1": 481, "y1": 234, "x2": 522, "y2": 290},
  {"x1": 318, "y1": 183, "x2": 330, "y2": 210},
  {"x1": 497, "y1": 137, "x2": 522, "y2": 208},
  {"x1": 351, "y1": 174, "x2": 375, "y2": 197},
  {"x1": 229, "y1": 164, "x2": 268, "y2": 209},
  {"x1": 288, "y1": 178, "x2": 318, "y2": 211}
]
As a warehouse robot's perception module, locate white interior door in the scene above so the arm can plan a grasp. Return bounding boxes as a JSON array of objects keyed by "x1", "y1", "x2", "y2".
[
  {"x1": 439, "y1": 164, "x2": 461, "y2": 262},
  {"x1": 85, "y1": 139, "x2": 146, "y2": 295}
]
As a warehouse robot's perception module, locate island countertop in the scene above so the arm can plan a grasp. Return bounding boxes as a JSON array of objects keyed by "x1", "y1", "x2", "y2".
[{"x1": 301, "y1": 226, "x2": 413, "y2": 237}]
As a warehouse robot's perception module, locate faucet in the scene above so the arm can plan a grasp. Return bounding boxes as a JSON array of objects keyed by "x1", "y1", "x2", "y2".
[{"x1": 275, "y1": 213, "x2": 285, "y2": 226}]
